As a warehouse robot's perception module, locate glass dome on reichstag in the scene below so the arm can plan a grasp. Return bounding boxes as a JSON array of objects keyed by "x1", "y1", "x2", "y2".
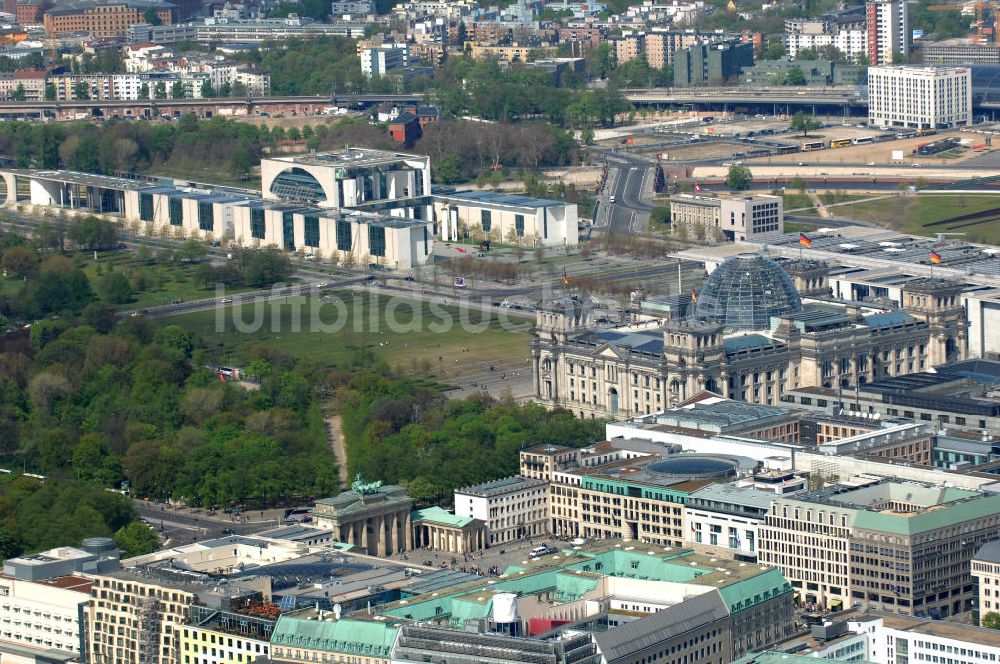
[{"x1": 694, "y1": 253, "x2": 802, "y2": 331}]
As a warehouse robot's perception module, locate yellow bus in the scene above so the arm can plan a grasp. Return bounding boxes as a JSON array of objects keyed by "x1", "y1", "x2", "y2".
[{"x1": 830, "y1": 138, "x2": 853, "y2": 148}]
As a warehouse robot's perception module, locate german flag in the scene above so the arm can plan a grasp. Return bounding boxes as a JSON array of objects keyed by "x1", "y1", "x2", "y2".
[
  {"x1": 930, "y1": 250, "x2": 942, "y2": 264},
  {"x1": 799, "y1": 233, "x2": 812, "y2": 248},
  {"x1": 691, "y1": 290, "x2": 697, "y2": 303}
]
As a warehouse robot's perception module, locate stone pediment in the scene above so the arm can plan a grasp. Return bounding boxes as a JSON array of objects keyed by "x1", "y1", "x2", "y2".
[{"x1": 597, "y1": 344, "x2": 630, "y2": 360}]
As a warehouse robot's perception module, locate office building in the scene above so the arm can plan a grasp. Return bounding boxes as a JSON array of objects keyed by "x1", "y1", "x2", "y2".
[
  {"x1": 3, "y1": 538, "x2": 121, "y2": 581},
  {"x1": 669, "y1": 193, "x2": 783, "y2": 242},
  {"x1": 261, "y1": 148, "x2": 432, "y2": 217},
  {"x1": 87, "y1": 572, "x2": 198, "y2": 664},
  {"x1": 270, "y1": 616, "x2": 398, "y2": 664},
  {"x1": 758, "y1": 480, "x2": 1000, "y2": 616},
  {"x1": 684, "y1": 483, "x2": 772, "y2": 561},
  {"x1": 330, "y1": 0, "x2": 372, "y2": 14},
  {"x1": 44, "y1": 0, "x2": 174, "y2": 37},
  {"x1": 454, "y1": 476, "x2": 549, "y2": 546},
  {"x1": 924, "y1": 38, "x2": 1000, "y2": 65},
  {"x1": 179, "y1": 605, "x2": 274, "y2": 664},
  {"x1": 866, "y1": 0, "x2": 908, "y2": 65},
  {"x1": 531, "y1": 255, "x2": 967, "y2": 419},
  {"x1": 433, "y1": 189, "x2": 579, "y2": 248},
  {"x1": 0, "y1": 574, "x2": 92, "y2": 661},
  {"x1": 360, "y1": 44, "x2": 408, "y2": 78},
  {"x1": 973, "y1": 541, "x2": 1000, "y2": 624},
  {"x1": 230, "y1": 202, "x2": 434, "y2": 270},
  {"x1": 868, "y1": 65, "x2": 972, "y2": 130},
  {"x1": 673, "y1": 41, "x2": 753, "y2": 87}
]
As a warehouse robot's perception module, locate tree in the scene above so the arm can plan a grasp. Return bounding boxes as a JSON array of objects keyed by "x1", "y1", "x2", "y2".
[
  {"x1": 170, "y1": 81, "x2": 185, "y2": 99},
  {"x1": 784, "y1": 66, "x2": 807, "y2": 86},
  {"x1": 67, "y1": 216, "x2": 119, "y2": 251},
  {"x1": 791, "y1": 176, "x2": 808, "y2": 193},
  {"x1": 143, "y1": 6, "x2": 163, "y2": 24},
  {"x1": 791, "y1": 111, "x2": 822, "y2": 136},
  {"x1": 154, "y1": 82, "x2": 167, "y2": 99},
  {"x1": 113, "y1": 522, "x2": 159, "y2": 558},
  {"x1": 200, "y1": 80, "x2": 214, "y2": 98},
  {"x1": 99, "y1": 271, "x2": 133, "y2": 304},
  {"x1": 726, "y1": 164, "x2": 753, "y2": 191},
  {"x1": 73, "y1": 81, "x2": 90, "y2": 101},
  {"x1": 10, "y1": 84, "x2": 26, "y2": 101},
  {"x1": 44, "y1": 83, "x2": 56, "y2": 101},
  {"x1": 762, "y1": 39, "x2": 786, "y2": 60},
  {"x1": 580, "y1": 127, "x2": 595, "y2": 145},
  {"x1": 433, "y1": 153, "x2": 464, "y2": 184},
  {"x1": 985, "y1": 613, "x2": 1000, "y2": 630},
  {"x1": 2, "y1": 246, "x2": 38, "y2": 279},
  {"x1": 177, "y1": 239, "x2": 208, "y2": 262},
  {"x1": 139, "y1": 82, "x2": 150, "y2": 99},
  {"x1": 231, "y1": 81, "x2": 248, "y2": 97}
]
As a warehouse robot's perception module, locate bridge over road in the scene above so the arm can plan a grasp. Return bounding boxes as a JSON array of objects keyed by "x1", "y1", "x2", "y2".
[{"x1": 0, "y1": 93, "x2": 425, "y2": 121}]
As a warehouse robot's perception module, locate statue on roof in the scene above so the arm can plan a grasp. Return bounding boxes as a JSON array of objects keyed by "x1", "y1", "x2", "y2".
[{"x1": 352, "y1": 472, "x2": 382, "y2": 496}]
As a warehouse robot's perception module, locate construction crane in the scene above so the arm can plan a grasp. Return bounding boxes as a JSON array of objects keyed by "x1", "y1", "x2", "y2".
[{"x1": 928, "y1": 1, "x2": 1000, "y2": 43}]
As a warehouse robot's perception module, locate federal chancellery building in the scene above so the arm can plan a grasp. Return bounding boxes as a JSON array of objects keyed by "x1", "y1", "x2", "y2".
[
  {"x1": 0, "y1": 148, "x2": 578, "y2": 270},
  {"x1": 530, "y1": 253, "x2": 968, "y2": 419}
]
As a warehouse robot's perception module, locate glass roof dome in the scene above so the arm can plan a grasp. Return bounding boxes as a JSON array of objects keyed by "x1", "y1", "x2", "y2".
[{"x1": 695, "y1": 253, "x2": 802, "y2": 330}]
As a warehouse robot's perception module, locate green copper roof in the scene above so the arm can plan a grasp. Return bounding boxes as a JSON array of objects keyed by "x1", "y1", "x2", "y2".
[
  {"x1": 553, "y1": 571, "x2": 601, "y2": 602},
  {"x1": 411, "y1": 507, "x2": 476, "y2": 528},
  {"x1": 852, "y1": 493, "x2": 1000, "y2": 536},
  {"x1": 717, "y1": 568, "x2": 793, "y2": 614},
  {"x1": 270, "y1": 617, "x2": 398, "y2": 656},
  {"x1": 567, "y1": 549, "x2": 708, "y2": 583}
]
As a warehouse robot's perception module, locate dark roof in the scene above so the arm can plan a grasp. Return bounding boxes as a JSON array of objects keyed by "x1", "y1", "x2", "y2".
[
  {"x1": 593, "y1": 591, "x2": 729, "y2": 663},
  {"x1": 976, "y1": 540, "x2": 1000, "y2": 564},
  {"x1": 938, "y1": 359, "x2": 1000, "y2": 386},
  {"x1": 390, "y1": 112, "x2": 418, "y2": 125}
]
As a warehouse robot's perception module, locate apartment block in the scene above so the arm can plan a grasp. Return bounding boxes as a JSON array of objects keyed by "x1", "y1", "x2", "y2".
[{"x1": 866, "y1": 0, "x2": 908, "y2": 65}]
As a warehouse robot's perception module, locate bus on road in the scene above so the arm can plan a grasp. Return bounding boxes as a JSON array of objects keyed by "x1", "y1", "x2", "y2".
[
  {"x1": 852, "y1": 136, "x2": 876, "y2": 145},
  {"x1": 802, "y1": 141, "x2": 827, "y2": 151},
  {"x1": 830, "y1": 138, "x2": 853, "y2": 148}
]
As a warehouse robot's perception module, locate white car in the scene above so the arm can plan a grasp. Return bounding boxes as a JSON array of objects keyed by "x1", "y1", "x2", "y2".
[
  {"x1": 570, "y1": 537, "x2": 586, "y2": 546},
  {"x1": 609, "y1": 195, "x2": 616, "y2": 204}
]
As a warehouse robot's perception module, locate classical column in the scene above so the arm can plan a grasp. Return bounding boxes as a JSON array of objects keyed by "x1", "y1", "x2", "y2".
[
  {"x1": 361, "y1": 518, "x2": 370, "y2": 553},
  {"x1": 406, "y1": 512, "x2": 413, "y2": 551},
  {"x1": 375, "y1": 515, "x2": 385, "y2": 556}
]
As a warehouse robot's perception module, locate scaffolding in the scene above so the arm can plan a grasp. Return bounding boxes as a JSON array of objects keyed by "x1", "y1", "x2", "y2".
[{"x1": 135, "y1": 595, "x2": 163, "y2": 664}]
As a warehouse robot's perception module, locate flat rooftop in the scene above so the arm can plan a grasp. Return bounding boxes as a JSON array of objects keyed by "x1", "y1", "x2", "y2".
[
  {"x1": 6, "y1": 169, "x2": 155, "y2": 191},
  {"x1": 456, "y1": 475, "x2": 548, "y2": 498},
  {"x1": 266, "y1": 148, "x2": 425, "y2": 169},
  {"x1": 434, "y1": 188, "x2": 567, "y2": 209}
]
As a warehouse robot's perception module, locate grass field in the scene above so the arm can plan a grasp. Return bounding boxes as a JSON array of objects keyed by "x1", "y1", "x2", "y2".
[
  {"x1": 832, "y1": 194, "x2": 1000, "y2": 245},
  {"x1": 818, "y1": 192, "x2": 866, "y2": 206},
  {"x1": 783, "y1": 193, "x2": 817, "y2": 215},
  {"x1": 79, "y1": 252, "x2": 262, "y2": 309},
  {"x1": 171, "y1": 291, "x2": 533, "y2": 379}
]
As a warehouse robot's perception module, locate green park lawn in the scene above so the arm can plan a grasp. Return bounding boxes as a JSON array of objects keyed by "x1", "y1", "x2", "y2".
[
  {"x1": 171, "y1": 291, "x2": 534, "y2": 380},
  {"x1": 783, "y1": 193, "x2": 818, "y2": 215},
  {"x1": 78, "y1": 252, "x2": 262, "y2": 310},
  {"x1": 833, "y1": 194, "x2": 1000, "y2": 245}
]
